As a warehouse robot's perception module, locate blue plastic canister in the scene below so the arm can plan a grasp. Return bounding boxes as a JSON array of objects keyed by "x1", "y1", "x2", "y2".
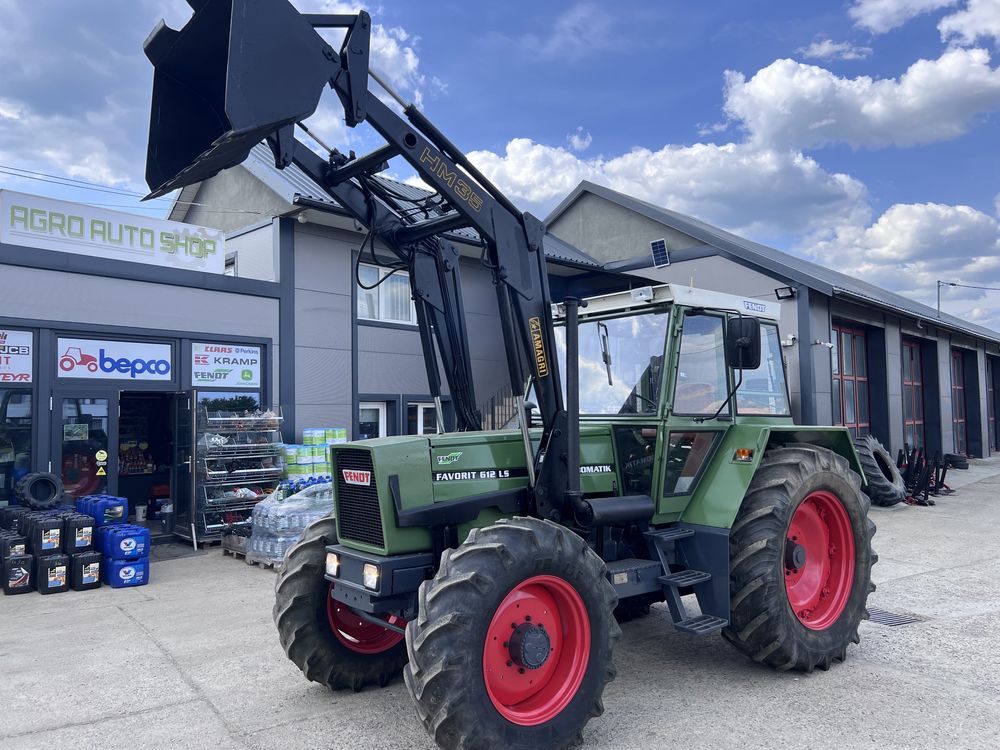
[
  {"x1": 76, "y1": 495, "x2": 129, "y2": 527},
  {"x1": 102, "y1": 557, "x2": 150, "y2": 588},
  {"x1": 97, "y1": 524, "x2": 151, "y2": 560}
]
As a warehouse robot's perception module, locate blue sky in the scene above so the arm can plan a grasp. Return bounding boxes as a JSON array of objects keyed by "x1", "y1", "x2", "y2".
[{"x1": 1, "y1": 0, "x2": 999, "y2": 324}]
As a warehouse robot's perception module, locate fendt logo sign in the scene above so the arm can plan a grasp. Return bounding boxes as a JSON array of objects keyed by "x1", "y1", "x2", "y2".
[
  {"x1": 342, "y1": 469, "x2": 372, "y2": 486},
  {"x1": 57, "y1": 338, "x2": 172, "y2": 381}
]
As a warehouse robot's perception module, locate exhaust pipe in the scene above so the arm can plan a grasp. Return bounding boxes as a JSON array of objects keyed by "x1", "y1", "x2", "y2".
[{"x1": 142, "y1": 0, "x2": 356, "y2": 198}]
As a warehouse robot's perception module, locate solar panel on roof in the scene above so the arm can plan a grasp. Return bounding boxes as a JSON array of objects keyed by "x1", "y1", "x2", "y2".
[{"x1": 650, "y1": 238, "x2": 670, "y2": 268}]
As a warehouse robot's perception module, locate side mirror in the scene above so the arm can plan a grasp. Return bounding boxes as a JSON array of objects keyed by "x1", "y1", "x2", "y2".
[{"x1": 726, "y1": 317, "x2": 761, "y2": 370}]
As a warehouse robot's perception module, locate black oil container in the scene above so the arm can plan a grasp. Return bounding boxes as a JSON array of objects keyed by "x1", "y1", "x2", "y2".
[
  {"x1": 1, "y1": 533, "x2": 28, "y2": 561},
  {"x1": 70, "y1": 551, "x2": 103, "y2": 591},
  {"x1": 63, "y1": 514, "x2": 95, "y2": 554},
  {"x1": 3, "y1": 553, "x2": 34, "y2": 594},
  {"x1": 27, "y1": 515, "x2": 63, "y2": 556},
  {"x1": 36, "y1": 554, "x2": 69, "y2": 594},
  {"x1": 0, "y1": 506, "x2": 31, "y2": 533}
]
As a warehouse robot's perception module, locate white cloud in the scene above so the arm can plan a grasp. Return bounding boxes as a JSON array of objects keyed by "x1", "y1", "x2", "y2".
[
  {"x1": 723, "y1": 48, "x2": 1000, "y2": 149},
  {"x1": 797, "y1": 39, "x2": 873, "y2": 61},
  {"x1": 939, "y1": 0, "x2": 1000, "y2": 46},
  {"x1": 468, "y1": 139, "x2": 869, "y2": 237},
  {"x1": 995, "y1": 192, "x2": 1000, "y2": 216},
  {"x1": 849, "y1": 0, "x2": 959, "y2": 34},
  {"x1": 804, "y1": 202, "x2": 1000, "y2": 324},
  {"x1": 567, "y1": 127, "x2": 592, "y2": 151}
]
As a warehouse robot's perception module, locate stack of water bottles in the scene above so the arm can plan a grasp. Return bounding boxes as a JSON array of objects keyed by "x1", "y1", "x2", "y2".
[
  {"x1": 76, "y1": 495, "x2": 151, "y2": 588},
  {"x1": 248, "y1": 477, "x2": 334, "y2": 566}
]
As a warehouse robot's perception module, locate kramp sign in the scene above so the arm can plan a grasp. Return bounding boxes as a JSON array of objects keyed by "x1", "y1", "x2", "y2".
[
  {"x1": 191, "y1": 343, "x2": 261, "y2": 388},
  {"x1": 0, "y1": 329, "x2": 33, "y2": 383},
  {"x1": 57, "y1": 338, "x2": 173, "y2": 381},
  {"x1": 0, "y1": 189, "x2": 225, "y2": 274}
]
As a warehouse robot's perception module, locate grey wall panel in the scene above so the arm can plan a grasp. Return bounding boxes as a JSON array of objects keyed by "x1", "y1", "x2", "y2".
[
  {"x1": 295, "y1": 346, "x2": 352, "y2": 405},
  {"x1": 458, "y1": 257, "x2": 503, "y2": 317},
  {"x1": 295, "y1": 289, "x2": 352, "y2": 349},
  {"x1": 465, "y1": 311, "x2": 510, "y2": 364},
  {"x1": 938, "y1": 342, "x2": 954, "y2": 453},
  {"x1": 359, "y1": 351, "x2": 430, "y2": 394},
  {"x1": 0, "y1": 264, "x2": 280, "y2": 341},
  {"x1": 357, "y1": 325, "x2": 425, "y2": 356},
  {"x1": 295, "y1": 403, "x2": 354, "y2": 434},
  {"x1": 228, "y1": 223, "x2": 278, "y2": 281},
  {"x1": 549, "y1": 192, "x2": 700, "y2": 263},
  {"x1": 294, "y1": 225, "x2": 356, "y2": 295},
  {"x1": 184, "y1": 167, "x2": 289, "y2": 233},
  {"x1": 884, "y1": 318, "x2": 904, "y2": 452}
]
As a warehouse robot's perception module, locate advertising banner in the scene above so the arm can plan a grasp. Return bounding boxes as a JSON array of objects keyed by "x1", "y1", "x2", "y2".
[
  {"x1": 0, "y1": 329, "x2": 33, "y2": 383},
  {"x1": 56, "y1": 338, "x2": 173, "y2": 381},
  {"x1": 192, "y1": 343, "x2": 261, "y2": 388},
  {"x1": 1, "y1": 189, "x2": 225, "y2": 274}
]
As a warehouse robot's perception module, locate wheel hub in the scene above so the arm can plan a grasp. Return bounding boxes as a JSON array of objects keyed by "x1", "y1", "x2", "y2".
[
  {"x1": 508, "y1": 623, "x2": 551, "y2": 670},
  {"x1": 784, "y1": 540, "x2": 807, "y2": 571}
]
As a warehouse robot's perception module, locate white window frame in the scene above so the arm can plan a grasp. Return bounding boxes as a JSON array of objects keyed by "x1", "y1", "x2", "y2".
[
  {"x1": 359, "y1": 401, "x2": 387, "y2": 439},
  {"x1": 357, "y1": 263, "x2": 418, "y2": 325},
  {"x1": 407, "y1": 402, "x2": 439, "y2": 435}
]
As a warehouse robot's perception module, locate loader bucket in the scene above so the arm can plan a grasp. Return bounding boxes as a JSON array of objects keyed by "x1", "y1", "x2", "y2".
[{"x1": 143, "y1": 0, "x2": 338, "y2": 198}]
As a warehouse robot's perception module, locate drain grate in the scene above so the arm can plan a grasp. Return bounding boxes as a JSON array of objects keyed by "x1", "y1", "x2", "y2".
[{"x1": 868, "y1": 607, "x2": 924, "y2": 626}]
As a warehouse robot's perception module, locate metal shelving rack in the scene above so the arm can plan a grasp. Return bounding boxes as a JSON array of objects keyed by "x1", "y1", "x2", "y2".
[{"x1": 182, "y1": 407, "x2": 284, "y2": 545}]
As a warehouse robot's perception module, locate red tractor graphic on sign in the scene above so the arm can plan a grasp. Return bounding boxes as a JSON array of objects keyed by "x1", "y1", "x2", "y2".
[{"x1": 59, "y1": 347, "x2": 98, "y2": 373}]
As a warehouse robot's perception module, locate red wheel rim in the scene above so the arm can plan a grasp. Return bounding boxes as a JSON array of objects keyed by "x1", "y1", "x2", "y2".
[
  {"x1": 784, "y1": 490, "x2": 856, "y2": 630},
  {"x1": 482, "y1": 575, "x2": 591, "y2": 726},
  {"x1": 326, "y1": 584, "x2": 405, "y2": 654}
]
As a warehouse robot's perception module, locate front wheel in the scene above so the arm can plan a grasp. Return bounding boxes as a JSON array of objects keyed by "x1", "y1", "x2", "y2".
[
  {"x1": 404, "y1": 517, "x2": 619, "y2": 750},
  {"x1": 273, "y1": 517, "x2": 407, "y2": 691},
  {"x1": 723, "y1": 445, "x2": 876, "y2": 672}
]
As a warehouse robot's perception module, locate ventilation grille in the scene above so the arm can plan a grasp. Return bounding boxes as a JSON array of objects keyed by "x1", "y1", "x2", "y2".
[
  {"x1": 868, "y1": 607, "x2": 924, "y2": 626},
  {"x1": 335, "y1": 449, "x2": 385, "y2": 548}
]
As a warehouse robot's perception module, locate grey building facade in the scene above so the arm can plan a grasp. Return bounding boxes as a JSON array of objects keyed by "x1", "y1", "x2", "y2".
[{"x1": 547, "y1": 181, "x2": 1000, "y2": 459}]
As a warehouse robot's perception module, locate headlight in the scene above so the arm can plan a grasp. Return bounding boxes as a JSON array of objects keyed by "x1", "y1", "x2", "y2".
[
  {"x1": 325, "y1": 553, "x2": 340, "y2": 577},
  {"x1": 363, "y1": 563, "x2": 380, "y2": 590}
]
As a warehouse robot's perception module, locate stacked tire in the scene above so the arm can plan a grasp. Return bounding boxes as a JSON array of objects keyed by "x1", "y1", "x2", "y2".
[
  {"x1": 14, "y1": 473, "x2": 65, "y2": 511},
  {"x1": 853, "y1": 435, "x2": 906, "y2": 507}
]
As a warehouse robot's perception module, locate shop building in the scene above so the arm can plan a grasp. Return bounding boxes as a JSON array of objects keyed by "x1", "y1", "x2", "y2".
[{"x1": 546, "y1": 181, "x2": 1000, "y2": 459}]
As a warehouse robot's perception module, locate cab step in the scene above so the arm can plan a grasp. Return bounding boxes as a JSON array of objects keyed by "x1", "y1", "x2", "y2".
[
  {"x1": 644, "y1": 526, "x2": 695, "y2": 544},
  {"x1": 674, "y1": 614, "x2": 728, "y2": 636},
  {"x1": 659, "y1": 569, "x2": 711, "y2": 587}
]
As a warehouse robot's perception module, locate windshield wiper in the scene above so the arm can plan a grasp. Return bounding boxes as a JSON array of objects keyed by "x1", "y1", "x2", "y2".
[{"x1": 598, "y1": 321, "x2": 613, "y2": 386}]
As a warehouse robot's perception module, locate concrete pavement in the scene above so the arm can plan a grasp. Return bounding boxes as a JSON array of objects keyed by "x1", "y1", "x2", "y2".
[{"x1": 2, "y1": 459, "x2": 999, "y2": 749}]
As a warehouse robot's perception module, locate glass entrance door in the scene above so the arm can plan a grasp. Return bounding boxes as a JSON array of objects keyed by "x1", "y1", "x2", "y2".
[
  {"x1": 52, "y1": 393, "x2": 116, "y2": 500},
  {"x1": 171, "y1": 390, "x2": 195, "y2": 539}
]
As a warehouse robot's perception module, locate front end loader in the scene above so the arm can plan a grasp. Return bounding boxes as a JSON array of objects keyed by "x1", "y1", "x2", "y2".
[{"x1": 142, "y1": 4, "x2": 877, "y2": 748}]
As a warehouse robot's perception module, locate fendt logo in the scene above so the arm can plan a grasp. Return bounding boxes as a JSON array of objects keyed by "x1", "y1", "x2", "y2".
[
  {"x1": 742, "y1": 300, "x2": 767, "y2": 313},
  {"x1": 59, "y1": 347, "x2": 171, "y2": 379},
  {"x1": 342, "y1": 469, "x2": 372, "y2": 486}
]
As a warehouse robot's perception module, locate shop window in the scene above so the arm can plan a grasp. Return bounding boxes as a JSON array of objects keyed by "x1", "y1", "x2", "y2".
[
  {"x1": 224, "y1": 254, "x2": 237, "y2": 276},
  {"x1": 0, "y1": 390, "x2": 32, "y2": 506},
  {"x1": 951, "y1": 350, "x2": 967, "y2": 455},
  {"x1": 831, "y1": 324, "x2": 869, "y2": 438},
  {"x1": 902, "y1": 339, "x2": 925, "y2": 450},
  {"x1": 736, "y1": 323, "x2": 790, "y2": 416},
  {"x1": 357, "y1": 263, "x2": 417, "y2": 325},
  {"x1": 673, "y1": 314, "x2": 728, "y2": 416},
  {"x1": 359, "y1": 401, "x2": 387, "y2": 439},
  {"x1": 407, "y1": 403, "x2": 438, "y2": 435}
]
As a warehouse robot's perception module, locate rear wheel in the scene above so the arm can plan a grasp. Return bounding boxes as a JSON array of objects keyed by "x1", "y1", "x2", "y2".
[
  {"x1": 404, "y1": 517, "x2": 619, "y2": 749},
  {"x1": 723, "y1": 446, "x2": 876, "y2": 672},
  {"x1": 273, "y1": 517, "x2": 407, "y2": 691}
]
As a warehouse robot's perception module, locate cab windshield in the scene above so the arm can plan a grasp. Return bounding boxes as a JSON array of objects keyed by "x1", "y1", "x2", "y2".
[{"x1": 555, "y1": 310, "x2": 670, "y2": 415}]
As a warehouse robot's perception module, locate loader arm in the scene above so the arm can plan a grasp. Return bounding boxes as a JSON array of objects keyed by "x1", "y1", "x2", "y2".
[{"x1": 143, "y1": 0, "x2": 572, "y2": 518}]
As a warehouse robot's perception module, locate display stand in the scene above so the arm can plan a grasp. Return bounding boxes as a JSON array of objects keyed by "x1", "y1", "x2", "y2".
[{"x1": 178, "y1": 406, "x2": 283, "y2": 546}]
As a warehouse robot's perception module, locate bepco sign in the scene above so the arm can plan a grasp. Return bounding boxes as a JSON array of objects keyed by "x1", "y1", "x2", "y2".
[{"x1": 57, "y1": 338, "x2": 173, "y2": 381}]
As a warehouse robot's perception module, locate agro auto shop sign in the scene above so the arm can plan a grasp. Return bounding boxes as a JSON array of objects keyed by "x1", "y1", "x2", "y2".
[
  {"x1": 0, "y1": 189, "x2": 224, "y2": 274},
  {"x1": 57, "y1": 338, "x2": 172, "y2": 381},
  {"x1": 0, "y1": 329, "x2": 32, "y2": 383},
  {"x1": 192, "y1": 343, "x2": 261, "y2": 388}
]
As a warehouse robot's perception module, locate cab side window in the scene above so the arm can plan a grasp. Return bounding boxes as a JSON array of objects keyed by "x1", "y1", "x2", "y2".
[{"x1": 673, "y1": 314, "x2": 728, "y2": 416}]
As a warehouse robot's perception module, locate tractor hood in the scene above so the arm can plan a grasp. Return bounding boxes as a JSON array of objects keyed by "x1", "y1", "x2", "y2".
[{"x1": 330, "y1": 426, "x2": 617, "y2": 556}]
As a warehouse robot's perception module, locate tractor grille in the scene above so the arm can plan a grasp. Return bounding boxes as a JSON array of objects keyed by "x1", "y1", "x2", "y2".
[{"x1": 335, "y1": 449, "x2": 385, "y2": 548}]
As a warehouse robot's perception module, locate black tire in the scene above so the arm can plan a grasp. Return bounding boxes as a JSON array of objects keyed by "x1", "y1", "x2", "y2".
[
  {"x1": 944, "y1": 453, "x2": 969, "y2": 470},
  {"x1": 14, "y1": 472, "x2": 64, "y2": 510},
  {"x1": 273, "y1": 516, "x2": 407, "y2": 691},
  {"x1": 723, "y1": 446, "x2": 876, "y2": 672},
  {"x1": 404, "y1": 517, "x2": 619, "y2": 750},
  {"x1": 853, "y1": 435, "x2": 906, "y2": 507}
]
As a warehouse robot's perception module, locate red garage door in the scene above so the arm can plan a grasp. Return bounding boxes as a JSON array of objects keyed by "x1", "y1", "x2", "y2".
[{"x1": 832, "y1": 324, "x2": 869, "y2": 438}]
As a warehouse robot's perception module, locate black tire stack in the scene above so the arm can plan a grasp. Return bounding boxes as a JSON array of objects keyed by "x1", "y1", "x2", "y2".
[
  {"x1": 14, "y1": 472, "x2": 65, "y2": 510},
  {"x1": 853, "y1": 435, "x2": 907, "y2": 507}
]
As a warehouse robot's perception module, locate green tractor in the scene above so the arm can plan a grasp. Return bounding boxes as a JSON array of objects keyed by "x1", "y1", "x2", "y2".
[{"x1": 142, "y1": 3, "x2": 876, "y2": 747}]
